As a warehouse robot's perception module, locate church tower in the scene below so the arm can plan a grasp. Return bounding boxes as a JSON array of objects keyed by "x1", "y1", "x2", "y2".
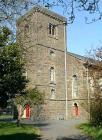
[{"x1": 17, "y1": 6, "x2": 67, "y2": 120}]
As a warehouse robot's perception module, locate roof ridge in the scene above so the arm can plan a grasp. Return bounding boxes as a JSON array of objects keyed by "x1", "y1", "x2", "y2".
[{"x1": 17, "y1": 5, "x2": 67, "y2": 24}]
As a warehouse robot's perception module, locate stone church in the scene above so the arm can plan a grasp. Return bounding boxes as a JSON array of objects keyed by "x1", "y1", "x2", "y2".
[{"x1": 17, "y1": 6, "x2": 92, "y2": 120}]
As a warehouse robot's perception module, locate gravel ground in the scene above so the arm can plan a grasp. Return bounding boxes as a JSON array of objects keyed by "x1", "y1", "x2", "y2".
[{"x1": 30, "y1": 119, "x2": 92, "y2": 140}]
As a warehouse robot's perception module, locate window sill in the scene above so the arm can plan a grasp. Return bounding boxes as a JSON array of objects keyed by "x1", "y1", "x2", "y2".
[
  {"x1": 72, "y1": 97, "x2": 78, "y2": 100},
  {"x1": 50, "y1": 82, "x2": 56, "y2": 85},
  {"x1": 48, "y1": 34, "x2": 58, "y2": 40}
]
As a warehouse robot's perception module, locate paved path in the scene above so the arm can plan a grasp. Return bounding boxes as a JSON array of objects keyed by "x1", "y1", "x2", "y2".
[{"x1": 33, "y1": 119, "x2": 92, "y2": 140}]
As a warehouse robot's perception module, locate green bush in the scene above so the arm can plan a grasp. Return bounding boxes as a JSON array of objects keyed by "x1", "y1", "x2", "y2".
[
  {"x1": 78, "y1": 123, "x2": 102, "y2": 140},
  {"x1": 90, "y1": 98, "x2": 102, "y2": 126}
]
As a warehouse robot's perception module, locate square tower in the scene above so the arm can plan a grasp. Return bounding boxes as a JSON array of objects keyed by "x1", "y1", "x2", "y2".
[{"x1": 17, "y1": 6, "x2": 67, "y2": 120}]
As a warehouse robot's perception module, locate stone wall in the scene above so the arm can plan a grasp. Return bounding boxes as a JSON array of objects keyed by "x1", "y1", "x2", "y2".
[
  {"x1": 66, "y1": 53, "x2": 89, "y2": 120},
  {"x1": 17, "y1": 6, "x2": 89, "y2": 120}
]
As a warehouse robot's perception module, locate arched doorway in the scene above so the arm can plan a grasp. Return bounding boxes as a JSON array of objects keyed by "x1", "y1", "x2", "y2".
[
  {"x1": 25, "y1": 104, "x2": 30, "y2": 118},
  {"x1": 73, "y1": 103, "x2": 79, "y2": 117}
]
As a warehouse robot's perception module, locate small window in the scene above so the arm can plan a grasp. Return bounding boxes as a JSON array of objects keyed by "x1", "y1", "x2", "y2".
[
  {"x1": 24, "y1": 24, "x2": 29, "y2": 32},
  {"x1": 48, "y1": 23, "x2": 56, "y2": 36},
  {"x1": 50, "y1": 88, "x2": 56, "y2": 99},
  {"x1": 50, "y1": 50, "x2": 55, "y2": 57},
  {"x1": 50, "y1": 67, "x2": 55, "y2": 83}
]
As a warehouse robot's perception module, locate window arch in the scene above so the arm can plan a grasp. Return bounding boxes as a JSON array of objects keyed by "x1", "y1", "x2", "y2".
[
  {"x1": 72, "y1": 75, "x2": 78, "y2": 98},
  {"x1": 50, "y1": 67, "x2": 55, "y2": 83}
]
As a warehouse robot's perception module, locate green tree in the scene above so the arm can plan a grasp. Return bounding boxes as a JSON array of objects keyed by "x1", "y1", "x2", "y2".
[
  {"x1": 0, "y1": 27, "x2": 27, "y2": 108},
  {"x1": 85, "y1": 47, "x2": 102, "y2": 126},
  {"x1": 13, "y1": 87, "x2": 45, "y2": 108},
  {"x1": 13, "y1": 87, "x2": 45, "y2": 126}
]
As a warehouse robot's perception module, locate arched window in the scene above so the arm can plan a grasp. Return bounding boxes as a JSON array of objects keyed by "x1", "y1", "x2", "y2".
[
  {"x1": 50, "y1": 67, "x2": 55, "y2": 83},
  {"x1": 72, "y1": 75, "x2": 78, "y2": 98},
  {"x1": 50, "y1": 88, "x2": 56, "y2": 99}
]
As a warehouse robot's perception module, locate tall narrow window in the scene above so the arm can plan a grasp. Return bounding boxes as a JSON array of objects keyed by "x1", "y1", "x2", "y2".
[
  {"x1": 89, "y1": 77, "x2": 94, "y2": 93},
  {"x1": 50, "y1": 67, "x2": 55, "y2": 83},
  {"x1": 49, "y1": 23, "x2": 52, "y2": 35},
  {"x1": 48, "y1": 23, "x2": 56, "y2": 36},
  {"x1": 72, "y1": 75, "x2": 78, "y2": 98}
]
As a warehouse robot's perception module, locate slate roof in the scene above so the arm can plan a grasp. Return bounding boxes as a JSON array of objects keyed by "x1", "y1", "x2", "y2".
[{"x1": 68, "y1": 52, "x2": 87, "y2": 61}]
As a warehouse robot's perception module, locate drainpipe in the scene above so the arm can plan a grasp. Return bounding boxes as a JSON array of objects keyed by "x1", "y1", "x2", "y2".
[
  {"x1": 64, "y1": 22, "x2": 68, "y2": 120},
  {"x1": 87, "y1": 66, "x2": 90, "y2": 104},
  {"x1": 86, "y1": 65, "x2": 90, "y2": 120}
]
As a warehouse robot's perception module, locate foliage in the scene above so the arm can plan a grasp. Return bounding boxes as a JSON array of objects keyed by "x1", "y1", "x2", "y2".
[
  {"x1": 78, "y1": 123, "x2": 102, "y2": 140},
  {"x1": 0, "y1": 27, "x2": 11, "y2": 47},
  {"x1": 13, "y1": 104, "x2": 19, "y2": 119},
  {"x1": 0, "y1": 27, "x2": 27, "y2": 108},
  {"x1": 0, "y1": 0, "x2": 102, "y2": 27},
  {"x1": 12, "y1": 87, "x2": 45, "y2": 119},
  {"x1": 25, "y1": 87, "x2": 45, "y2": 106},
  {"x1": 85, "y1": 47, "x2": 102, "y2": 126},
  {"x1": 90, "y1": 98, "x2": 102, "y2": 126},
  {"x1": 13, "y1": 87, "x2": 45, "y2": 108},
  {"x1": 0, "y1": 122, "x2": 40, "y2": 140}
]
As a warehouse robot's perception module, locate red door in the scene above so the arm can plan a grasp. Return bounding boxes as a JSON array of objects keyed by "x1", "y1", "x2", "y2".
[
  {"x1": 73, "y1": 103, "x2": 79, "y2": 117},
  {"x1": 26, "y1": 104, "x2": 30, "y2": 118}
]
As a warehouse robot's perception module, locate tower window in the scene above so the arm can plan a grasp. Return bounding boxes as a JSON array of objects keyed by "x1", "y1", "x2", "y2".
[
  {"x1": 50, "y1": 67, "x2": 55, "y2": 83},
  {"x1": 48, "y1": 23, "x2": 56, "y2": 36}
]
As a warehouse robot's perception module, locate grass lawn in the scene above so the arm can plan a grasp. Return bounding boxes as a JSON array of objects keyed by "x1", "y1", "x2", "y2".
[
  {"x1": 0, "y1": 114, "x2": 13, "y2": 119},
  {"x1": 78, "y1": 123, "x2": 102, "y2": 140},
  {"x1": 0, "y1": 122, "x2": 41, "y2": 140}
]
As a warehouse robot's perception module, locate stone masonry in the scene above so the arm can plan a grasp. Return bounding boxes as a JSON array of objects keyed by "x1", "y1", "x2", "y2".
[{"x1": 17, "y1": 6, "x2": 90, "y2": 120}]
